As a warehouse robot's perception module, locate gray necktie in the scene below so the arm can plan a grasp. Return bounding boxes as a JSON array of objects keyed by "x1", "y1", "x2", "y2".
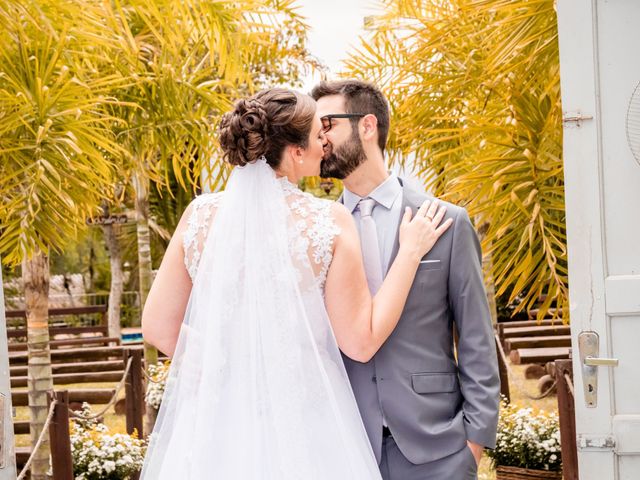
[{"x1": 358, "y1": 198, "x2": 383, "y2": 294}]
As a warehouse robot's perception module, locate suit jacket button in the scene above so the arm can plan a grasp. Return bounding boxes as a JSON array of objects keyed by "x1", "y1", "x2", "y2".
[{"x1": 372, "y1": 376, "x2": 377, "y2": 383}]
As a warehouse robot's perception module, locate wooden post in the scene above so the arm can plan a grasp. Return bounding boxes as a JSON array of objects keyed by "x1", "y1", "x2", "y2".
[
  {"x1": 494, "y1": 332, "x2": 511, "y2": 403},
  {"x1": 496, "y1": 322, "x2": 505, "y2": 346},
  {"x1": 0, "y1": 259, "x2": 18, "y2": 479},
  {"x1": 124, "y1": 349, "x2": 144, "y2": 438},
  {"x1": 555, "y1": 359, "x2": 579, "y2": 480},
  {"x1": 47, "y1": 390, "x2": 73, "y2": 480}
]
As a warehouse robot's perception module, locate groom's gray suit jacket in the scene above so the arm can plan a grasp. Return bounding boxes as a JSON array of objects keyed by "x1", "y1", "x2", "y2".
[{"x1": 341, "y1": 179, "x2": 500, "y2": 465}]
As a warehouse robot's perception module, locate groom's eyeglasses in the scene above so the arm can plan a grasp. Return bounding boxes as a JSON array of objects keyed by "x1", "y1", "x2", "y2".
[{"x1": 320, "y1": 113, "x2": 367, "y2": 133}]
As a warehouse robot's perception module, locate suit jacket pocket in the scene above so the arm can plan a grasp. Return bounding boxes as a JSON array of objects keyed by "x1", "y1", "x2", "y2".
[
  {"x1": 411, "y1": 372, "x2": 457, "y2": 394},
  {"x1": 417, "y1": 259, "x2": 442, "y2": 271}
]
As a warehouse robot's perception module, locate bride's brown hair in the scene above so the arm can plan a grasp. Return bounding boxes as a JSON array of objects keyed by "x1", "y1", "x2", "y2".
[{"x1": 219, "y1": 88, "x2": 316, "y2": 168}]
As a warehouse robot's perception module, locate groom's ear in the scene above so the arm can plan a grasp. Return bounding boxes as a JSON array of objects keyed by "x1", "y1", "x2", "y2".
[{"x1": 361, "y1": 114, "x2": 378, "y2": 143}]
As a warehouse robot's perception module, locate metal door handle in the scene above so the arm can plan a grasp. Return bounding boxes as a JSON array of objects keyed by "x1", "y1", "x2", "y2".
[
  {"x1": 578, "y1": 331, "x2": 619, "y2": 408},
  {"x1": 584, "y1": 356, "x2": 619, "y2": 367}
]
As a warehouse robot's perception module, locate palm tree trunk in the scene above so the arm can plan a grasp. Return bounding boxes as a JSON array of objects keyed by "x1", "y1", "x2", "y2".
[
  {"x1": 22, "y1": 249, "x2": 53, "y2": 480},
  {"x1": 103, "y1": 221, "x2": 123, "y2": 339},
  {"x1": 133, "y1": 171, "x2": 158, "y2": 434}
]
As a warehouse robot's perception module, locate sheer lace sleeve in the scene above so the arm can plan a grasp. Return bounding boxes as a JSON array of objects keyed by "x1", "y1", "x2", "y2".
[
  {"x1": 307, "y1": 199, "x2": 342, "y2": 288},
  {"x1": 182, "y1": 192, "x2": 223, "y2": 280},
  {"x1": 280, "y1": 179, "x2": 341, "y2": 290}
]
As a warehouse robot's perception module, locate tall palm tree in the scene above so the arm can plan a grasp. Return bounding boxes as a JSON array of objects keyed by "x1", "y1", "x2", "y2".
[
  {"x1": 0, "y1": 2, "x2": 128, "y2": 477},
  {"x1": 345, "y1": 0, "x2": 567, "y2": 320}
]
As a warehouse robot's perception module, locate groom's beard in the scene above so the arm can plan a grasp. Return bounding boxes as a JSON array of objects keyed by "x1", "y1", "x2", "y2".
[{"x1": 320, "y1": 130, "x2": 367, "y2": 179}]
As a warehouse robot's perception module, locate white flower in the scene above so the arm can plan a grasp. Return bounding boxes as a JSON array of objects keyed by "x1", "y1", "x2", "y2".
[
  {"x1": 70, "y1": 404, "x2": 147, "y2": 479},
  {"x1": 486, "y1": 397, "x2": 562, "y2": 471},
  {"x1": 145, "y1": 361, "x2": 171, "y2": 410}
]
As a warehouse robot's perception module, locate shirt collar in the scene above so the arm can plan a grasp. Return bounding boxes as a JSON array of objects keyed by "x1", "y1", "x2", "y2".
[{"x1": 343, "y1": 173, "x2": 402, "y2": 213}]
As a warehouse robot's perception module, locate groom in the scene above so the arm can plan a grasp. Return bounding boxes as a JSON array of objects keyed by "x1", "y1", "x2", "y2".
[{"x1": 312, "y1": 80, "x2": 500, "y2": 479}]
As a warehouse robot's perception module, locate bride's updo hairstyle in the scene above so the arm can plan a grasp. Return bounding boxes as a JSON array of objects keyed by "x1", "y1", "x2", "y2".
[{"x1": 218, "y1": 88, "x2": 316, "y2": 168}]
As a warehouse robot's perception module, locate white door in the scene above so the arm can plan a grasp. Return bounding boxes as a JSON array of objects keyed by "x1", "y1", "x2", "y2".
[
  {"x1": 0, "y1": 259, "x2": 17, "y2": 478},
  {"x1": 557, "y1": 1, "x2": 640, "y2": 479}
]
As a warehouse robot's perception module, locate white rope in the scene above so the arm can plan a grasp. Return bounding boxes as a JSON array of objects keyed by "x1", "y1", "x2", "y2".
[
  {"x1": 564, "y1": 372, "x2": 575, "y2": 397},
  {"x1": 141, "y1": 364, "x2": 169, "y2": 384},
  {"x1": 67, "y1": 356, "x2": 133, "y2": 420}
]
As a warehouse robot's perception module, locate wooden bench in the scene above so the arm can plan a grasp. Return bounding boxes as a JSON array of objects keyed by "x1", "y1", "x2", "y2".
[
  {"x1": 509, "y1": 346, "x2": 571, "y2": 364},
  {"x1": 11, "y1": 388, "x2": 117, "y2": 407},
  {"x1": 504, "y1": 334, "x2": 571, "y2": 353},
  {"x1": 11, "y1": 370, "x2": 125, "y2": 388},
  {"x1": 10, "y1": 359, "x2": 125, "y2": 377},
  {"x1": 9, "y1": 345, "x2": 134, "y2": 365},
  {"x1": 13, "y1": 421, "x2": 29, "y2": 435},
  {"x1": 8, "y1": 336, "x2": 121, "y2": 352},
  {"x1": 6, "y1": 305, "x2": 109, "y2": 340},
  {"x1": 5, "y1": 305, "x2": 108, "y2": 319},
  {"x1": 502, "y1": 325, "x2": 570, "y2": 339},
  {"x1": 496, "y1": 318, "x2": 572, "y2": 371},
  {"x1": 496, "y1": 318, "x2": 559, "y2": 338},
  {"x1": 15, "y1": 446, "x2": 30, "y2": 469}
]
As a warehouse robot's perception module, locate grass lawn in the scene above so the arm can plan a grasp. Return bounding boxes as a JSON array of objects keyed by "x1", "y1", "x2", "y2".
[{"x1": 13, "y1": 381, "x2": 127, "y2": 448}]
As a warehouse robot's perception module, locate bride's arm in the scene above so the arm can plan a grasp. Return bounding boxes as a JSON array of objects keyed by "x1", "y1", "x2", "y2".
[
  {"x1": 141, "y1": 206, "x2": 194, "y2": 358},
  {"x1": 324, "y1": 201, "x2": 451, "y2": 363}
]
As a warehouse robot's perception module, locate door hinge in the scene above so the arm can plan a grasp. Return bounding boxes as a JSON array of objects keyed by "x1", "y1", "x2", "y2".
[
  {"x1": 563, "y1": 111, "x2": 593, "y2": 127},
  {"x1": 577, "y1": 434, "x2": 616, "y2": 451}
]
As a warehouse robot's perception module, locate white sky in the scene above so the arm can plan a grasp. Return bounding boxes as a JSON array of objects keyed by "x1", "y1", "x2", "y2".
[
  {"x1": 289, "y1": 0, "x2": 424, "y2": 186},
  {"x1": 293, "y1": 0, "x2": 383, "y2": 93}
]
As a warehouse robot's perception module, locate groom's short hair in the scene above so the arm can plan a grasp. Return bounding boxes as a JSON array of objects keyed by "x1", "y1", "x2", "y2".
[{"x1": 311, "y1": 80, "x2": 390, "y2": 153}]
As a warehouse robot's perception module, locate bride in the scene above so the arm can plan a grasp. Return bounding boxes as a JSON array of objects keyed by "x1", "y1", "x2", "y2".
[{"x1": 140, "y1": 88, "x2": 452, "y2": 479}]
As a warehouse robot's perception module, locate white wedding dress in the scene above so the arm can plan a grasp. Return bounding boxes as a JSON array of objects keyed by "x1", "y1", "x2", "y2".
[{"x1": 140, "y1": 158, "x2": 382, "y2": 479}]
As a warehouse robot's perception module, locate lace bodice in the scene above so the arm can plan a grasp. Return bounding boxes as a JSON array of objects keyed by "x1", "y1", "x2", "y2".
[{"x1": 182, "y1": 178, "x2": 341, "y2": 290}]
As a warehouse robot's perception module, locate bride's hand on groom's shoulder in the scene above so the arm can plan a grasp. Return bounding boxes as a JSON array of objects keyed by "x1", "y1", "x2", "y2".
[{"x1": 398, "y1": 199, "x2": 453, "y2": 262}]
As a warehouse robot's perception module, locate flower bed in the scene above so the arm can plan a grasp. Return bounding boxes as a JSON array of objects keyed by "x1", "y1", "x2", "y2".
[
  {"x1": 486, "y1": 398, "x2": 562, "y2": 474},
  {"x1": 70, "y1": 403, "x2": 146, "y2": 480}
]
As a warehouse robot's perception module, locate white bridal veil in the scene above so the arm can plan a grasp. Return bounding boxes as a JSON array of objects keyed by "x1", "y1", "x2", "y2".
[{"x1": 140, "y1": 159, "x2": 381, "y2": 479}]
